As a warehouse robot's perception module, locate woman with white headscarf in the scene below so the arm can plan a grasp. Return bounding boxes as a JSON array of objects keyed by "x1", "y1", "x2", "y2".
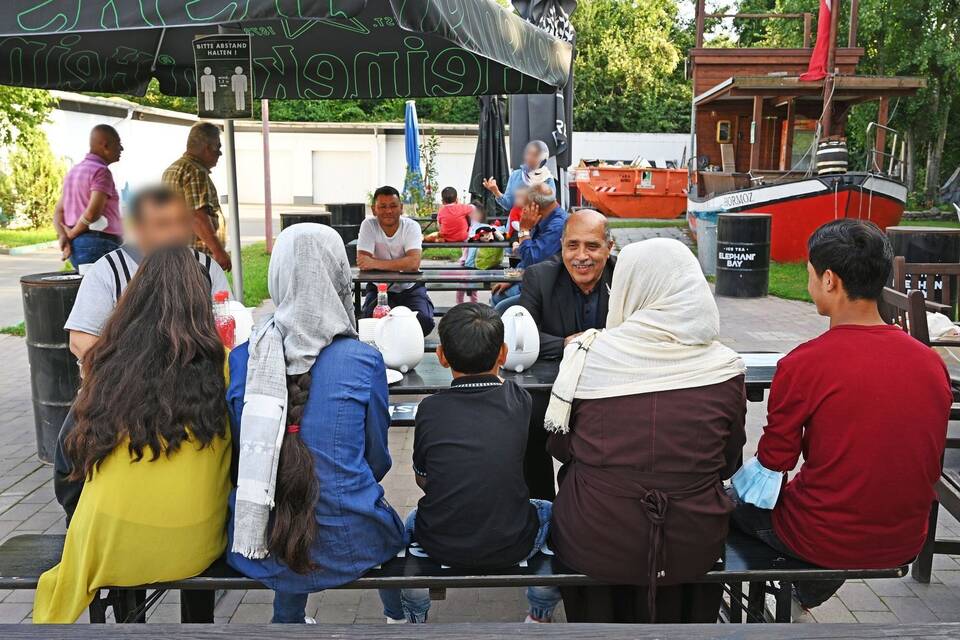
[
  {"x1": 483, "y1": 140, "x2": 556, "y2": 211},
  {"x1": 225, "y1": 224, "x2": 404, "y2": 624},
  {"x1": 545, "y1": 238, "x2": 747, "y2": 624}
]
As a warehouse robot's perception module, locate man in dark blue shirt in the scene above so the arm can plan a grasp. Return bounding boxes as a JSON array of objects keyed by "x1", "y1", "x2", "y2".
[{"x1": 491, "y1": 181, "x2": 568, "y2": 312}]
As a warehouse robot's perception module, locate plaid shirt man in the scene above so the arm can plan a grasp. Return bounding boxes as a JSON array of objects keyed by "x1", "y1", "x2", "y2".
[{"x1": 162, "y1": 153, "x2": 227, "y2": 254}]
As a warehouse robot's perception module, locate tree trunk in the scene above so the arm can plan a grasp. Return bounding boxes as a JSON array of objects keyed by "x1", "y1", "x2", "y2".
[
  {"x1": 925, "y1": 91, "x2": 951, "y2": 205},
  {"x1": 905, "y1": 128, "x2": 916, "y2": 193}
]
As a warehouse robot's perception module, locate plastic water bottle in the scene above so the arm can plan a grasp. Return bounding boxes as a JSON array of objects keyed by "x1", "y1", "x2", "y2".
[
  {"x1": 372, "y1": 283, "x2": 391, "y2": 319},
  {"x1": 213, "y1": 290, "x2": 236, "y2": 349}
]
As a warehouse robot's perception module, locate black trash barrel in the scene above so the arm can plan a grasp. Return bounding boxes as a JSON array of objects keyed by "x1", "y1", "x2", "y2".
[
  {"x1": 715, "y1": 213, "x2": 772, "y2": 298},
  {"x1": 327, "y1": 203, "x2": 367, "y2": 225},
  {"x1": 279, "y1": 211, "x2": 332, "y2": 230},
  {"x1": 20, "y1": 272, "x2": 83, "y2": 463},
  {"x1": 332, "y1": 224, "x2": 361, "y2": 245},
  {"x1": 887, "y1": 226, "x2": 960, "y2": 309}
]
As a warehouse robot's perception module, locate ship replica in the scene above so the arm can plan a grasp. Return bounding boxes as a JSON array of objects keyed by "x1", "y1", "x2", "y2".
[{"x1": 686, "y1": 0, "x2": 924, "y2": 261}]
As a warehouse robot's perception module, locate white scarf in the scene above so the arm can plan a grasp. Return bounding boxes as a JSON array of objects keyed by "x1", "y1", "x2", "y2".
[
  {"x1": 232, "y1": 224, "x2": 357, "y2": 559},
  {"x1": 545, "y1": 238, "x2": 746, "y2": 433}
]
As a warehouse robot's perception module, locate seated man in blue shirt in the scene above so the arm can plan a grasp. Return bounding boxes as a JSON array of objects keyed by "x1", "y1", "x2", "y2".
[{"x1": 491, "y1": 181, "x2": 568, "y2": 312}]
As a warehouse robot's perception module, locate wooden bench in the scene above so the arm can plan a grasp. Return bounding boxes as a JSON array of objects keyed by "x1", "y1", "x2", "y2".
[{"x1": 0, "y1": 531, "x2": 907, "y2": 624}]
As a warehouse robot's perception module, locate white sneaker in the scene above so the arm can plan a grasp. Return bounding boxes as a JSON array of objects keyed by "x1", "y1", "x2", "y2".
[
  {"x1": 386, "y1": 617, "x2": 408, "y2": 624},
  {"x1": 304, "y1": 617, "x2": 317, "y2": 624},
  {"x1": 524, "y1": 615, "x2": 551, "y2": 623}
]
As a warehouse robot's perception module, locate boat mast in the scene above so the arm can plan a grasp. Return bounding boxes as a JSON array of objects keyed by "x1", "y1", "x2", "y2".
[{"x1": 820, "y1": 0, "x2": 842, "y2": 137}]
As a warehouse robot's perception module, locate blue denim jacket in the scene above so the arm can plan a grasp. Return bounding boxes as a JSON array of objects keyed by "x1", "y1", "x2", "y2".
[
  {"x1": 517, "y1": 205, "x2": 568, "y2": 268},
  {"x1": 225, "y1": 337, "x2": 404, "y2": 593}
]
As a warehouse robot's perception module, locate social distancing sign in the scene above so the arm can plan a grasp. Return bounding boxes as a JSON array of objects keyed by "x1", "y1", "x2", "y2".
[{"x1": 193, "y1": 34, "x2": 252, "y2": 119}]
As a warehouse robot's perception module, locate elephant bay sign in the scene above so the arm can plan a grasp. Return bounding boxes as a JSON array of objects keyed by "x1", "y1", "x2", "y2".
[{"x1": 193, "y1": 34, "x2": 253, "y2": 119}]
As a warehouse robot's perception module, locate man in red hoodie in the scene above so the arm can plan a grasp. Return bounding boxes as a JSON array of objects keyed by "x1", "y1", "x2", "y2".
[{"x1": 730, "y1": 219, "x2": 952, "y2": 608}]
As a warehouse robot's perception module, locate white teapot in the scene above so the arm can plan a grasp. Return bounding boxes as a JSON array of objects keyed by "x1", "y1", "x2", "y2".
[
  {"x1": 501, "y1": 306, "x2": 540, "y2": 373},
  {"x1": 375, "y1": 306, "x2": 424, "y2": 373}
]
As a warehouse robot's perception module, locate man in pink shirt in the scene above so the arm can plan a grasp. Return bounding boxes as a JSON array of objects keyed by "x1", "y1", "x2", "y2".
[{"x1": 53, "y1": 125, "x2": 124, "y2": 267}]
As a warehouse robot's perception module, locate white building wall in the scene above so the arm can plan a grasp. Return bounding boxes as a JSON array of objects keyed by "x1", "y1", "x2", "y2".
[{"x1": 42, "y1": 93, "x2": 689, "y2": 208}]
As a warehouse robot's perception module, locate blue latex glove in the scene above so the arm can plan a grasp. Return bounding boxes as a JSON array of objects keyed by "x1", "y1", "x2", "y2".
[{"x1": 731, "y1": 456, "x2": 784, "y2": 510}]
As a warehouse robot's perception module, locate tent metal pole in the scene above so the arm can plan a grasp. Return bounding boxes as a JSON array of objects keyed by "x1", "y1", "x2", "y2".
[
  {"x1": 223, "y1": 118, "x2": 244, "y2": 302},
  {"x1": 261, "y1": 98, "x2": 273, "y2": 253}
]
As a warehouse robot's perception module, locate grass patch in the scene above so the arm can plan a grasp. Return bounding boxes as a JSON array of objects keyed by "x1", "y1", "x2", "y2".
[
  {"x1": 240, "y1": 242, "x2": 271, "y2": 308},
  {"x1": 607, "y1": 219, "x2": 687, "y2": 229},
  {"x1": 768, "y1": 262, "x2": 812, "y2": 302},
  {"x1": 422, "y1": 247, "x2": 463, "y2": 261},
  {"x1": 0, "y1": 228, "x2": 57, "y2": 249},
  {"x1": 0, "y1": 322, "x2": 25, "y2": 337}
]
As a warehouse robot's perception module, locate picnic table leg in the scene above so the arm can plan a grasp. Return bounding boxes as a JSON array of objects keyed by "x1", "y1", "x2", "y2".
[
  {"x1": 112, "y1": 588, "x2": 146, "y2": 623},
  {"x1": 88, "y1": 590, "x2": 108, "y2": 623},
  {"x1": 180, "y1": 590, "x2": 216, "y2": 623},
  {"x1": 746, "y1": 581, "x2": 765, "y2": 623},
  {"x1": 774, "y1": 581, "x2": 792, "y2": 623},
  {"x1": 911, "y1": 499, "x2": 940, "y2": 583},
  {"x1": 355, "y1": 283, "x2": 362, "y2": 319},
  {"x1": 728, "y1": 581, "x2": 744, "y2": 623}
]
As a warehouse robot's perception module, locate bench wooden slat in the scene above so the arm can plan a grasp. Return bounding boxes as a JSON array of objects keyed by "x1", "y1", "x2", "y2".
[
  {"x1": 4, "y1": 622, "x2": 960, "y2": 639},
  {"x1": 0, "y1": 531, "x2": 907, "y2": 591}
]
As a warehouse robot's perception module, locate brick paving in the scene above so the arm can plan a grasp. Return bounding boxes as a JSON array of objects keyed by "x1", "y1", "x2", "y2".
[{"x1": 0, "y1": 243, "x2": 959, "y2": 624}]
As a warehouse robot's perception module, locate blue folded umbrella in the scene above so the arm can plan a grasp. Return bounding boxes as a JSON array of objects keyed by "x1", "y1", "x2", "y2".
[{"x1": 732, "y1": 456, "x2": 784, "y2": 510}]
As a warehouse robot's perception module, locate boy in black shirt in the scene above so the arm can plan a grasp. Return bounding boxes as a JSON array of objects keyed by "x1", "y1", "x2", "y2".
[{"x1": 378, "y1": 303, "x2": 561, "y2": 623}]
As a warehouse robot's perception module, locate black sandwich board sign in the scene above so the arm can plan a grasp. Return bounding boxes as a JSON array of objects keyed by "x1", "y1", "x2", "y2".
[{"x1": 193, "y1": 34, "x2": 253, "y2": 119}]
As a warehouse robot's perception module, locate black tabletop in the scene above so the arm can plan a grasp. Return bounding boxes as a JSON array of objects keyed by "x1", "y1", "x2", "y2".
[
  {"x1": 353, "y1": 269, "x2": 521, "y2": 284},
  {"x1": 390, "y1": 352, "x2": 780, "y2": 397},
  {"x1": 348, "y1": 239, "x2": 511, "y2": 249}
]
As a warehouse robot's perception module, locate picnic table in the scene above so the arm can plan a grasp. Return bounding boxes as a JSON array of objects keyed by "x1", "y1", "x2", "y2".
[
  {"x1": 348, "y1": 239, "x2": 512, "y2": 250},
  {"x1": 390, "y1": 352, "x2": 781, "y2": 402},
  {"x1": 352, "y1": 268, "x2": 521, "y2": 314},
  {"x1": 409, "y1": 215, "x2": 505, "y2": 233}
]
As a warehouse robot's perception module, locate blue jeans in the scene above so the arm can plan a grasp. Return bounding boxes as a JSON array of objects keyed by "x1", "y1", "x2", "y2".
[
  {"x1": 272, "y1": 592, "x2": 309, "y2": 623},
  {"x1": 70, "y1": 233, "x2": 120, "y2": 268},
  {"x1": 378, "y1": 500, "x2": 562, "y2": 622},
  {"x1": 491, "y1": 283, "x2": 522, "y2": 313},
  {"x1": 362, "y1": 283, "x2": 435, "y2": 335}
]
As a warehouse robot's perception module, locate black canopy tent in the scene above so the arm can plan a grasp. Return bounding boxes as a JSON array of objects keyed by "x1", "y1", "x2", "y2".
[{"x1": 0, "y1": 0, "x2": 573, "y2": 298}]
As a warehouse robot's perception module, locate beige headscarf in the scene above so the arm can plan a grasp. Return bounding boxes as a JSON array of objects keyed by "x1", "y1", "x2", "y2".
[{"x1": 545, "y1": 238, "x2": 745, "y2": 433}]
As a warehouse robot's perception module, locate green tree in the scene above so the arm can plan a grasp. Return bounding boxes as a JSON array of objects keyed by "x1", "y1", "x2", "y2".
[
  {"x1": 0, "y1": 130, "x2": 66, "y2": 228},
  {"x1": 0, "y1": 87, "x2": 53, "y2": 146},
  {"x1": 571, "y1": 0, "x2": 689, "y2": 132}
]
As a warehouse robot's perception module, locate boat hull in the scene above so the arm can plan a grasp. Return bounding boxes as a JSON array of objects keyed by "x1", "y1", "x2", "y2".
[
  {"x1": 574, "y1": 166, "x2": 687, "y2": 219},
  {"x1": 687, "y1": 173, "x2": 906, "y2": 262}
]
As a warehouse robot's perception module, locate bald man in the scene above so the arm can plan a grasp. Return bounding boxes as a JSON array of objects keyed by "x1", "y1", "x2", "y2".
[
  {"x1": 517, "y1": 209, "x2": 616, "y2": 499},
  {"x1": 53, "y1": 124, "x2": 124, "y2": 267}
]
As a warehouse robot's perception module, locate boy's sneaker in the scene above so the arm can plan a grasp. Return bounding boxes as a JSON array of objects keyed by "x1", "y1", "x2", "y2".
[
  {"x1": 386, "y1": 617, "x2": 408, "y2": 624},
  {"x1": 304, "y1": 617, "x2": 317, "y2": 624},
  {"x1": 524, "y1": 615, "x2": 552, "y2": 623}
]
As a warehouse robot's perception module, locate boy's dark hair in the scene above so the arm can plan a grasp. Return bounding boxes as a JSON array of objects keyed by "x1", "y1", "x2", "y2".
[
  {"x1": 437, "y1": 303, "x2": 504, "y2": 374},
  {"x1": 441, "y1": 186, "x2": 458, "y2": 204},
  {"x1": 128, "y1": 184, "x2": 182, "y2": 222},
  {"x1": 372, "y1": 185, "x2": 400, "y2": 202},
  {"x1": 807, "y1": 219, "x2": 893, "y2": 301}
]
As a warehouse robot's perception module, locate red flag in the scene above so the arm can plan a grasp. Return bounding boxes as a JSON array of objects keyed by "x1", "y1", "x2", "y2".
[{"x1": 800, "y1": 0, "x2": 832, "y2": 81}]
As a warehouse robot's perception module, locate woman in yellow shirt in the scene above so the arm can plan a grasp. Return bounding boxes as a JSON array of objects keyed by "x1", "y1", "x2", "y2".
[{"x1": 34, "y1": 246, "x2": 232, "y2": 624}]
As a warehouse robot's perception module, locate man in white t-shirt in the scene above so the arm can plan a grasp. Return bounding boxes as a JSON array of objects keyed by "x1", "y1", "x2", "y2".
[
  {"x1": 65, "y1": 185, "x2": 232, "y2": 361},
  {"x1": 357, "y1": 185, "x2": 435, "y2": 335}
]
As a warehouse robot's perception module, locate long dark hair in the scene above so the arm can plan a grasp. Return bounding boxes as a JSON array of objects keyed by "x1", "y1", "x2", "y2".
[
  {"x1": 66, "y1": 246, "x2": 227, "y2": 480},
  {"x1": 267, "y1": 373, "x2": 320, "y2": 573}
]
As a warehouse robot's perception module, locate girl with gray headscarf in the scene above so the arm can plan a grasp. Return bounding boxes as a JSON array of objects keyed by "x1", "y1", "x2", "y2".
[
  {"x1": 483, "y1": 139, "x2": 556, "y2": 211},
  {"x1": 225, "y1": 224, "x2": 404, "y2": 624}
]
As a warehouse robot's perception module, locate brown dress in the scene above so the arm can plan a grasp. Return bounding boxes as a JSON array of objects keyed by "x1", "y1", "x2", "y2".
[{"x1": 547, "y1": 375, "x2": 746, "y2": 623}]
